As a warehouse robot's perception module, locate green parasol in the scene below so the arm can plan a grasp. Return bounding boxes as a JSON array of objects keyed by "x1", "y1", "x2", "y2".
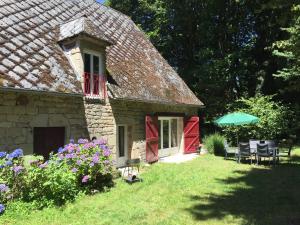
[{"x1": 214, "y1": 112, "x2": 259, "y2": 145}]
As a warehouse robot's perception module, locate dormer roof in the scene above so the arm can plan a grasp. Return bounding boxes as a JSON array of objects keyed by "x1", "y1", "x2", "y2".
[{"x1": 58, "y1": 16, "x2": 113, "y2": 45}]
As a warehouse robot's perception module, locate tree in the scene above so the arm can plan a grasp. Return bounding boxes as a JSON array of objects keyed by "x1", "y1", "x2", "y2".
[
  {"x1": 273, "y1": 5, "x2": 300, "y2": 80},
  {"x1": 223, "y1": 95, "x2": 292, "y2": 141},
  {"x1": 105, "y1": 0, "x2": 298, "y2": 125}
]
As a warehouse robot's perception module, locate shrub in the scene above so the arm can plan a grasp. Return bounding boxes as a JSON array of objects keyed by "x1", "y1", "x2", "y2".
[
  {"x1": 203, "y1": 133, "x2": 225, "y2": 155},
  {"x1": 223, "y1": 95, "x2": 292, "y2": 142},
  {"x1": 0, "y1": 138, "x2": 115, "y2": 213}
]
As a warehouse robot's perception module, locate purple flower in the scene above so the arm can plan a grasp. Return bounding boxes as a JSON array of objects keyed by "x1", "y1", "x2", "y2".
[
  {"x1": 103, "y1": 148, "x2": 111, "y2": 157},
  {"x1": 5, "y1": 161, "x2": 12, "y2": 167},
  {"x1": 65, "y1": 153, "x2": 75, "y2": 159},
  {"x1": 89, "y1": 162, "x2": 95, "y2": 167},
  {"x1": 0, "y1": 152, "x2": 6, "y2": 158},
  {"x1": 78, "y1": 139, "x2": 89, "y2": 144},
  {"x1": 82, "y1": 142, "x2": 96, "y2": 150},
  {"x1": 76, "y1": 160, "x2": 82, "y2": 166},
  {"x1": 58, "y1": 147, "x2": 65, "y2": 153},
  {"x1": 64, "y1": 144, "x2": 76, "y2": 153},
  {"x1": 8, "y1": 149, "x2": 23, "y2": 159},
  {"x1": 93, "y1": 138, "x2": 107, "y2": 145},
  {"x1": 0, "y1": 184, "x2": 9, "y2": 193},
  {"x1": 71, "y1": 168, "x2": 78, "y2": 173},
  {"x1": 70, "y1": 139, "x2": 75, "y2": 144},
  {"x1": 82, "y1": 175, "x2": 89, "y2": 183},
  {"x1": 12, "y1": 166, "x2": 23, "y2": 175},
  {"x1": 92, "y1": 155, "x2": 99, "y2": 164},
  {"x1": 0, "y1": 204, "x2": 5, "y2": 214},
  {"x1": 58, "y1": 154, "x2": 64, "y2": 160},
  {"x1": 104, "y1": 160, "x2": 110, "y2": 165},
  {"x1": 39, "y1": 162, "x2": 48, "y2": 169}
]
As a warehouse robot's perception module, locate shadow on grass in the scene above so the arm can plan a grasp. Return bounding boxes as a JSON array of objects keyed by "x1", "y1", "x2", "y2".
[{"x1": 187, "y1": 157, "x2": 300, "y2": 225}]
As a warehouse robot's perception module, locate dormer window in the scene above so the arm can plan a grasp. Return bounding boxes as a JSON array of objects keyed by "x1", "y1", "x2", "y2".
[
  {"x1": 58, "y1": 16, "x2": 113, "y2": 100},
  {"x1": 83, "y1": 51, "x2": 106, "y2": 98}
]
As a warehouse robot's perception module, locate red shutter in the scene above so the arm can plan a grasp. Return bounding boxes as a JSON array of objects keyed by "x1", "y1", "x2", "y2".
[
  {"x1": 100, "y1": 75, "x2": 107, "y2": 99},
  {"x1": 184, "y1": 116, "x2": 200, "y2": 154},
  {"x1": 84, "y1": 72, "x2": 91, "y2": 95},
  {"x1": 93, "y1": 74, "x2": 100, "y2": 95},
  {"x1": 145, "y1": 115, "x2": 159, "y2": 163}
]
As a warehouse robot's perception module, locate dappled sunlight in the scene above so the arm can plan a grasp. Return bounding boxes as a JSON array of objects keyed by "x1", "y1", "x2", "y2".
[{"x1": 186, "y1": 155, "x2": 300, "y2": 225}]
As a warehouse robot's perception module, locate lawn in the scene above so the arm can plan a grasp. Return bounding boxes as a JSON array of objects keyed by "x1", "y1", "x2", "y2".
[{"x1": 1, "y1": 148, "x2": 300, "y2": 225}]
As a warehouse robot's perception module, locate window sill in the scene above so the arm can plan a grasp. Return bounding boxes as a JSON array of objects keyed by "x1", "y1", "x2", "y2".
[
  {"x1": 84, "y1": 94, "x2": 104, "y2": 99},
  {"x1": 84, "y1": 94, "x2": 105, "y2": 103},
  {"x1": 159, "y1": 147, "x2": 179, "y2": 151}
]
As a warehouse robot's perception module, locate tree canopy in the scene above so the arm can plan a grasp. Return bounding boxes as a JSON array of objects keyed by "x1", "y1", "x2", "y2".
[{"x1": 105, "y1": 0, "x2": 300, "y2": 136}]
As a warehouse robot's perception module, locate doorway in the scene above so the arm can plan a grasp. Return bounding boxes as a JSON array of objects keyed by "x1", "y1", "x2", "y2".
[
  {"x1": 33, "y1": 127, "x2": 65, "y2": 160},
  {"x1": 117, "y1": 125, "x2": 128, "y2": 167},
  {"x1": 158, "y1": 117, "x2": 182, "y2": 158}
]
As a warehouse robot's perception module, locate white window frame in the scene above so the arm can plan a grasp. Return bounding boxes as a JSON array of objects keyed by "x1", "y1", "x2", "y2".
[
  {"x1": 83, "y1": 50, "x2": 105, "y2": 97},
  {"x1": 158, "y1": 117, "x2": 179, "y2": 150},
  {"x1": 116, "y1": 124, "x2": 128, "y2": 167}
]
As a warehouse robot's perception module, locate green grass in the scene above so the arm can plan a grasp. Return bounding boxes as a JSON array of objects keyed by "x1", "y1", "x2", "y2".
[{"x1": 1, "y1": 147, "x2": 300, "y2": 225}]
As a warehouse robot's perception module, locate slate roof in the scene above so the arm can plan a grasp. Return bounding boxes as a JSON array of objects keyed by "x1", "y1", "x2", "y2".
[
  {"x1": 0, "y1": 0, "x2": 203, "y2": 106},
  {"x1": 58, "y1": 16, "x2": 113, "y2": 44}
]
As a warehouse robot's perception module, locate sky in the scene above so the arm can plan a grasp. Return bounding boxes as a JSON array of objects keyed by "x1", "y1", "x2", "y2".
[{"x1": 96, "y1": 0, "x2": 105, "y2": 3}]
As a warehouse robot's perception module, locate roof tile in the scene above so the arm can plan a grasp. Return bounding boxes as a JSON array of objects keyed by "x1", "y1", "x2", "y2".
[
  {"x1": 2, "y1": 58, "x2": 15, "y2": 69},
  {"x1": 13, "y1": 65, "x2": 27, "y2": 75},
  {"x1": 8, "y1": 54, "x2": 21, "y2": 63},
  {"x1": 0, "y1": 65, "x2": 8, "y2": 74},
  {"x1": 0, "y1": 0, "x2": 202, "y2": 106}
]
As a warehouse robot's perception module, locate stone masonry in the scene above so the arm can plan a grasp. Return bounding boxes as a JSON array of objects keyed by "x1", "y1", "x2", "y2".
[{"x1": 0, "y1": 90, "x2": 198, "y2": 162}]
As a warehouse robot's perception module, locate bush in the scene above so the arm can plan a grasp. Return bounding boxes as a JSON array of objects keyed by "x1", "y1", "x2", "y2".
[
  {"x1": 0, "y1": 138, "x2": 115, "y2": 213},
  {"x1": 223, "y1": 95, "x2": 292, "y2": 142},
  {"x1": 203, "y1": 133, "x2": 226, "y2": 155}
]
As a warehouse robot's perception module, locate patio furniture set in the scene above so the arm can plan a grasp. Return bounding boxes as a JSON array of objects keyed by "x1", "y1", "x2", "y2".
[{"x1": 225, "y1": 140, "x2": 280, "y2": 165}]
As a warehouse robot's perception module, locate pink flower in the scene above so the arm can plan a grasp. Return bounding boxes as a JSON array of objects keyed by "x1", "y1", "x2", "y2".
[
  {"x1": 78, "y1": 139, "x2": 89, "y2": 144},
  {"x1": 39, "y1": 162, "x2": 48, "y2": 169},
  {"x1": 13, "y1": 166, "x2": 24, "y2": 174},
  {"x1": 82, "y1": 175, "x2": 89, "y2": 183},
  {"x1": 93, "y1": 138, "x2": 107, "y2": 145},
  {"x1": 83, "y1": 142, "x2": 96, "y2": 150},
  {"x1": 92, "y1": 155, "x2": 99, "y2": 164}
]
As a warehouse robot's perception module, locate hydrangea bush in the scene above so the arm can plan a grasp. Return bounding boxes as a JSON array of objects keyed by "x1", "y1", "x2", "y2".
[{"x1": 0, "y1": 138, "x2": 114, "y2": 213}]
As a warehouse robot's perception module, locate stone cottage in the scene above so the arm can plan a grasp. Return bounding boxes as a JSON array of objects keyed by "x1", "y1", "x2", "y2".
[{"x1": 0, "y1": 0, "x2": 204, "y2": 166}]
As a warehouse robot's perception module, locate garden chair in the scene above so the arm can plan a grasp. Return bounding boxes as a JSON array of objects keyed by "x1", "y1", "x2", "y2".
[
  {"x1": 224, "y1": 140, "x2": 238, "y2": 160},
  {"x1": 256, "y1": 143, "x2": 272, "y2": 165},
  {"x1": 249, "y1": 139, "x2": 260, "y2": 155},
  {"x1": 265, "y1": 140, "x2": 279, "y2": 164},
  {"x1": 237, "y1": 142, "x2": 252, "y2": 164},
  {"x1": 122, "y1": 159, "x2": 142, "y2": 184}
]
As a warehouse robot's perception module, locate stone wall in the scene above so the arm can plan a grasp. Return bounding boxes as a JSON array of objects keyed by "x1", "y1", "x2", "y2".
[
  {"x1": 0, "y1": 91, "x2": 89, "y2": 154},
  {"x1": 108, "y1": 100, "x2": 199, "y2": 161},
  {"x1": 0, "y1": 90, "x2": 199, "y2": 163}
]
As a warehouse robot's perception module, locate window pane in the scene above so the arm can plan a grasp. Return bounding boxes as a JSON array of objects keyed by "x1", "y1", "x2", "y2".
[
  {"x1": 118, "y1": 126, "x2": 125, "y2": 157},
  {"x1": 171, "y1": 119, "x2": 178, "y2": 147},
  {"x1": 158, "y1": 120, "x2": 161, "y2": 149},
  {"x1": 163, "y1": 120, "x2": 169, "y2": 149},
  {"x1": 93, "y1": 56, "x2": 100, "y2": 74},
  {"x1": 84, "y1": 54, "x2": 91, "y2": 73}
]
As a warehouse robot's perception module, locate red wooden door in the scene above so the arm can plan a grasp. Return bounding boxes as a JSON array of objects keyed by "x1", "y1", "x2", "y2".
[
  {"x1": 184, "y1": 116, "x2": 200, "y2": 154},
  {"x1": 145, "y1": 115, "x2": 159, "y2": 163},
  {"x1": 34, "y1": 127, "x2": 65, "y2": 160}
]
